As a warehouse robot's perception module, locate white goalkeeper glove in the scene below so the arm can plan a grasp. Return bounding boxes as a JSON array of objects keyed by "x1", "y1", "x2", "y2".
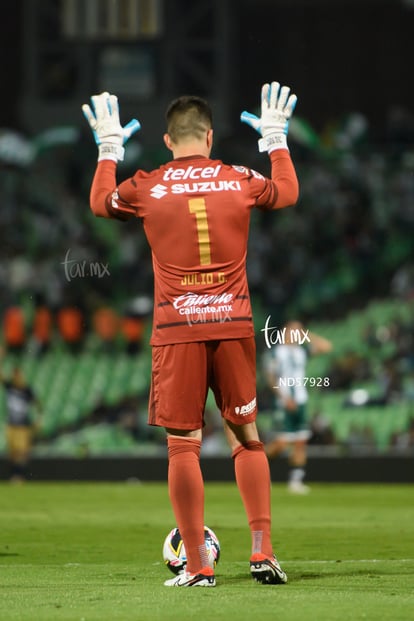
[
  {"x1": 240, "y1": 82, "x2": 297, "y2": 152},
  {"x1": 82, "y1": 92, "x2": 141, "y2": 162}
]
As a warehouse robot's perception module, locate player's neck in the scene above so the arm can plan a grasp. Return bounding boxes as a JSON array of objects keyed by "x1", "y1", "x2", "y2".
[{"x1": 172, "y1": 144, "x2": 211, "y2": 159}]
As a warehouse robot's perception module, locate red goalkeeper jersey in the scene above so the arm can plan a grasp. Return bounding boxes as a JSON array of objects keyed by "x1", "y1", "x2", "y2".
[{"x1": 90, "y1": 150, "x2": 298, "y2": 345}]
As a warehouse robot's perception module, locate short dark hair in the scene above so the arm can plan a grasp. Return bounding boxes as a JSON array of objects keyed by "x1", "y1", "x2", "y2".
[{"x1": 166, "y1": 96, "x2": 213, "y2": 143}]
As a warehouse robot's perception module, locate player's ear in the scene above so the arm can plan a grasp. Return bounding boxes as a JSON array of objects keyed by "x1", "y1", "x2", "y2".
[
  {"x1": 163, "y1": 133, "x2": 173, "y2": 152},
  {"x1": 207, "y1": 129, "x2": 213, "y2": 149}
]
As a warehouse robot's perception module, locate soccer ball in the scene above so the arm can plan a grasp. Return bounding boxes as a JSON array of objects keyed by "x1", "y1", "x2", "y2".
[{"x1": 162, "y1": 525, "x2": 220, "y2": 575}]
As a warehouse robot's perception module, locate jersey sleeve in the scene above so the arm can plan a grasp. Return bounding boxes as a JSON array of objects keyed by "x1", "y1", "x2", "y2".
[
  {"x1": 254, "y1": 149, "x2": 299, "y2": 211},
  {"x1": 89, "y1": 160, "x2": 139, "y2": 220}
]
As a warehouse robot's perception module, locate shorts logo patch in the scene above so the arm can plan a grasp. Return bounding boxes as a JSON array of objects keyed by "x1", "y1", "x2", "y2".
[{"x1": 234, "y1": 397, "x2": 256, "y2": 416}]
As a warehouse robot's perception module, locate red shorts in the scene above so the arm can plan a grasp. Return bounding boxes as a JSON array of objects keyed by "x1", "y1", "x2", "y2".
[{"x1": 148, "y1": 337, "x2": 257, "y2": 430}]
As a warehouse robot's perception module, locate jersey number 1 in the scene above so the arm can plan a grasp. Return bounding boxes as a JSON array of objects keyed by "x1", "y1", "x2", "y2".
[{"x1": 188, "y1": 198, "x2": 211, "y2": 265}]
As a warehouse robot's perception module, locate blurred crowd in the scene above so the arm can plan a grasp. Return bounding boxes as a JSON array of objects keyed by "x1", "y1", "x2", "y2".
[{"x1": 1, "y1": 296, "x2": 148, "y2": 356}]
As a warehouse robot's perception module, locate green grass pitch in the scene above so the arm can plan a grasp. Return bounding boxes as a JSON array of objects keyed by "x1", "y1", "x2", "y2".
[{"x1": 1, "y1": 481, "x2": 413, "y2": 621}]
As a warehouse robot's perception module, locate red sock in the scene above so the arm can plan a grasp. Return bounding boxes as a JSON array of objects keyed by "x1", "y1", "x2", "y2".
[
  {"x1": 232, "y1": 441, "x2": 273, "y2": 558},
  {"x1": 167, "y1": 437, "x2": 209, "y2": 573}
]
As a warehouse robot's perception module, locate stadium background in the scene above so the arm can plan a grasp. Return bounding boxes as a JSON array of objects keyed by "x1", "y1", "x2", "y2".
[{"x1": 0, "y1": 0, "x2": 413, "y2": 479}]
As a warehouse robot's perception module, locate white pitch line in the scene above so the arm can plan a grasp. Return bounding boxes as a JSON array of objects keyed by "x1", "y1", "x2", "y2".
[
  {"x1": 4, "y1": 559, "x2": 413, "y2": 569},
  {"x1": 281, "y1": 558, "x2": 414, "y2": 564}
]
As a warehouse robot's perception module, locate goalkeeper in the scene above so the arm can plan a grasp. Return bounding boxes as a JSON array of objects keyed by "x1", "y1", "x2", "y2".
[{"x1": 82, "y1": 82, "x2": 299, "y2": 587}]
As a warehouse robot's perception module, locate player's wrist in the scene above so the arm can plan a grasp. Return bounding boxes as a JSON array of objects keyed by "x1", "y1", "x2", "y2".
[
  {"x1": 97, "y1": 143, "x2": 125, "y2": 162},
  {"x1": 258, "y1": 133, "x2": 288, "y2": 152}
]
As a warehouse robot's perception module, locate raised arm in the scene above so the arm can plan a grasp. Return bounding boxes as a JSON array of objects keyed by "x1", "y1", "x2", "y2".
[
  {"x1": 241, "y1": 81, "x2": 299, "y2": 208},
  {"x1": 82, "y1": 92, "x2": 141, "y2": 218}
]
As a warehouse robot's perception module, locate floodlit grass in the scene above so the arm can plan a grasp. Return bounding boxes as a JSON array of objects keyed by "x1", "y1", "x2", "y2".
[{"x1": 1, "y1": 482, "x2": 413, "y2": 620}]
